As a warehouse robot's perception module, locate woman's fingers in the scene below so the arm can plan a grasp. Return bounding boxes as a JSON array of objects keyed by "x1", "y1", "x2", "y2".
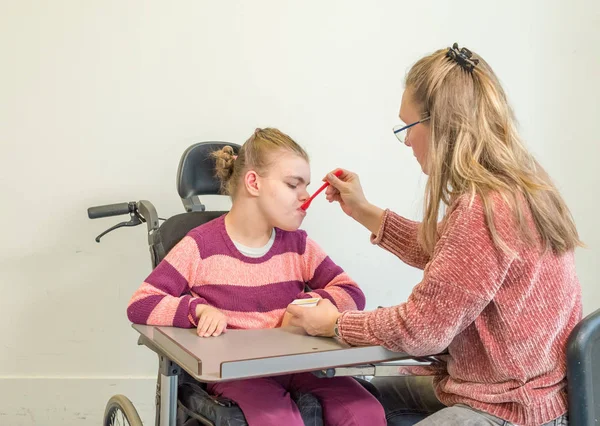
[
  {"x1": 325, "y1": 170, "x2": 347, "y2": 190},
  {"x1": 325, "y1": 190, "x2": 340, "y2": 202},
  {"x1": 326, "y1": 185, "x2": 340, "y2": 197}
]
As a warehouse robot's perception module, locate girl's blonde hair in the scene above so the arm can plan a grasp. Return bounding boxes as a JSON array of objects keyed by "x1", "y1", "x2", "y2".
[
  {"x1": 406, "y1": 44, "x2": 581, "y2": 255},
  {"x1": 211, "y1": 127, "x2": 309, "y2": 197}
]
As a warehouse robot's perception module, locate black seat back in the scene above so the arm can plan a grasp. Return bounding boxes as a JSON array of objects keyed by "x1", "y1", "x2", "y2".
[
  {"x1": 567, "y1": 307, "x2": 600, "y2": 425},
  {"x1": 150, "y1": 211, "x2": 227, "y2": 267},
  {"x1": 149, "y1": 141, "x2": 241, "y2": 268},
  {"x1": 177, "y1": 141, "x2": 241, "y2": 212}
]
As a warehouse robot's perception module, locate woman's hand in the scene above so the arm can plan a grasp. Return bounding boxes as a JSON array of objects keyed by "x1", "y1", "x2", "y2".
[
  {"x1": 325, "y1": 169, "x2": 385, "y2": 235},
  {"x1": 324, "y1": 169, "x2": 368, "y2": 219},
  {"x1": 286, "y1": 299, "x2": 342, "y2": 337},
  {"x1": 195, "y1": 305, "x2": 227, "y2": 337},
  {"x1": 280, "y1": 311, "x2": 293, "y2": 327}
]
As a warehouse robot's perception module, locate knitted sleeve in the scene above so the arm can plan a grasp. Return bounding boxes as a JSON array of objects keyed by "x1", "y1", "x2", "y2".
[
  {"x1": 126, "y1": 235, "x2": 207, "y2": 328},
  {"x1": 339, "y1": 197, "x2": 514, "y2": 355}
]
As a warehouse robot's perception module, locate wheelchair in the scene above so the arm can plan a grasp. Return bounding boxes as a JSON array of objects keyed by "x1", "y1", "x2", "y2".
[
  {"x1": 89, "y1": 141, "x2": 600, "y2": 426},
  {"x1": 89, "y1": 142, "x2": 383, "y2": 426}
]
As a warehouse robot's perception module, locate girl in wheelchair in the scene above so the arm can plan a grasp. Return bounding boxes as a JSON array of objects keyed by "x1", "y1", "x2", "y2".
[{"x1": 127, "y1": 128, "x2": 386, "y2": 426}]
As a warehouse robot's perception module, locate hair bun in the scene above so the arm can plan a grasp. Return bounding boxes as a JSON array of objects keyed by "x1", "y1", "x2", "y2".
[{"x1": 212, "y1": 145, "x2": 236, "y2": 184}]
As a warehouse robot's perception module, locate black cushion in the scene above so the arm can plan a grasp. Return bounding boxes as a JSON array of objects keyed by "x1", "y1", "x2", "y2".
[
  {"x1": 151, "y1": 211, "x2": 227, "y2": 268},
  {"x1": 177, "y1": 142, "x2": 241, "y2": 199},
  {"x1": 567, "y1": 307, "x2": 600, "y2": 426}
]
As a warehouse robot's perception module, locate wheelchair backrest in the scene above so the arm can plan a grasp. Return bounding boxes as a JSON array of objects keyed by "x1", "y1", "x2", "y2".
[
  {"x1": 567, "y1": 307, "x2": 600, "y2": 425},
  {"x1": 177, "y1": 141, "x2": 241, "y2": 212},
  {"x1": 150, "y1": 141, "x2": 241, "y2": 268}
]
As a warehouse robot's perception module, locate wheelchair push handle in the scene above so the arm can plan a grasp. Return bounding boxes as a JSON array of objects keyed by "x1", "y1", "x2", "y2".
[
  {"x1": 87, "y1": 201, "x2": 144, "y2": 243},
  {"x1": 87, "y1": 200, "x2": 161, "y2": 243},
  {"x1": 88, "y1": 202, "x2": 135, "y2": 219}
]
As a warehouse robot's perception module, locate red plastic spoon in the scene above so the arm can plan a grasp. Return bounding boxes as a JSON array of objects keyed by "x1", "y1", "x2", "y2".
[{"x1": 300, "y1": 169, "x2": 343, "y2": 211}]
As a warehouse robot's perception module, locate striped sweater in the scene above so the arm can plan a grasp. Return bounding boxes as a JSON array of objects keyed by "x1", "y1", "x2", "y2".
[{"x1": 127, "y1": 215, "x2": 365, "y2": 329}]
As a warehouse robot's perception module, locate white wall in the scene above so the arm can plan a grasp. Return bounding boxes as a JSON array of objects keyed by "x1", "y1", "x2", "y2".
[{"x1": 1, "y1": 0, "x2": 598, "y2": 424}]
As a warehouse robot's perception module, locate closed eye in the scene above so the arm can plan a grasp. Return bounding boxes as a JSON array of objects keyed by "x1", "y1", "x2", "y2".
[{"x1": 284, "y1": 175, "x2": 309, "y2": 189}]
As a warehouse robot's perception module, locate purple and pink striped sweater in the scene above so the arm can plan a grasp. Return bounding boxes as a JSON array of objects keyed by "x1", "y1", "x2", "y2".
[{"x1": 127, "y1": 215, "x2": 365, "y2": 329}]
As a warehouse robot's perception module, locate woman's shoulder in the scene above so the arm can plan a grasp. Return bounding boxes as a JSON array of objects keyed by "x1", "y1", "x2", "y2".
[
  {"x1": 450, "y1": 191, "x2": 520, "y2": 222},
  {"x1": 447, "y1": 191, "x2": 535, "y2": 253}
]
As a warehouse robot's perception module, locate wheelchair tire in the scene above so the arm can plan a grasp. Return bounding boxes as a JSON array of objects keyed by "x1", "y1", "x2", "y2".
[{"x1": 103, "y1": 394, "x2": 143, "y2": 426}]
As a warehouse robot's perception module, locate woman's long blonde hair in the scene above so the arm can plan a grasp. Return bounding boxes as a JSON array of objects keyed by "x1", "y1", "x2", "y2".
[{"x1": 407, "y1": 44, "x2": 581, "y2": 255}]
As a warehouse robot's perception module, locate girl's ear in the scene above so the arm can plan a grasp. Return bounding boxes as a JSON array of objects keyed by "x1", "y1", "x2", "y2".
[{"x1": 244, "y1": 170, "x2": 260, "y2": 196}]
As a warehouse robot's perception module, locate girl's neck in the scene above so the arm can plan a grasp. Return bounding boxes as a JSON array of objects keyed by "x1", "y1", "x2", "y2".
[{"x1": 224, "y1": 200, "x2": 273, "y2": 248}]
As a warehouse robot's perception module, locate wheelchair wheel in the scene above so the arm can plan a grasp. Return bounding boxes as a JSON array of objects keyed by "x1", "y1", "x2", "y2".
[{"x1": 103, "y1": 394, "x2": 143, "y2": 426}]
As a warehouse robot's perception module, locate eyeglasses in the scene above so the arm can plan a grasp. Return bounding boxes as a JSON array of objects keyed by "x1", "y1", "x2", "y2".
[{"x1": 392, "y1": 117, "x2": 430, "y2": 144}]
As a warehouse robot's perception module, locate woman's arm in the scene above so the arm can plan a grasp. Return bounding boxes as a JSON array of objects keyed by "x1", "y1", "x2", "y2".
[
  {"x1": 337, "y1": 197, "x2": 514, "y2": 356},
  {"x1": 324, "y1": 170, "x2": 431, "y2": 269},
  {"x1": 369, "y1": 208, "x2": 433, "y2": 270}
]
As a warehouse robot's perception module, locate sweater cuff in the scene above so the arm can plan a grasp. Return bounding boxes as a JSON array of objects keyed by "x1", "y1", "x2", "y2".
[
  {"x1": 188, "y1": 299, "x2": 203, "y2": 327},
  {"x1": 371, "y1": 210, "x2": 419, "y2": 252},
  {"x1": 338, "y1": 310, "x2": 373, "y2": 346},
  {"x1": 370, "y1": 209, "x2": 390, "y2": 245}
]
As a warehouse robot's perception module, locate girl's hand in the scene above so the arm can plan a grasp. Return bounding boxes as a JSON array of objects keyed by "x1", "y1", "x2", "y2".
[{"x1": 195, "y1": 305, "x2": 227, "y2": 337}]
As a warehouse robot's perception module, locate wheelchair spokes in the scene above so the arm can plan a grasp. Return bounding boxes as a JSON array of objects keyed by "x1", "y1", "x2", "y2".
[
  {"x1": 103, "y1": 395, "x2": 143, "y2": 426},
  {"x1": 108, "y1": 407, "x2": 128, "y2": 426}
]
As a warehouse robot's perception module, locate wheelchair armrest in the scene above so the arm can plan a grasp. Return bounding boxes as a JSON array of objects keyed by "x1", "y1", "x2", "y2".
[{"x1": 137, "y1": 200, "x2": 159, "y2": 242}]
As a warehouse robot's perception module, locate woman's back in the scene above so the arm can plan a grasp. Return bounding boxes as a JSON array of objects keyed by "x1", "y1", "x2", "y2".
[{"x1": 429, "y1": 193, "x2": 581, "y2": 424}]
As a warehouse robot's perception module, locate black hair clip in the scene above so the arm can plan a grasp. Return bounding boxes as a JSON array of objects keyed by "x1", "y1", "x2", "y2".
[{"x1": 446, "y1": 43, "x2": 479, "y2": 72}]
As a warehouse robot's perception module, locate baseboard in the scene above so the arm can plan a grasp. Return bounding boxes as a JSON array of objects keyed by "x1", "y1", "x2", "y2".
[{"x1": 0, "y1": 377, "x2": 157, "y2": 425}]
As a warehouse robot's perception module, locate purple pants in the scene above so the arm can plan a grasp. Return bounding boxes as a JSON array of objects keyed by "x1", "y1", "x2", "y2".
[{"x1": 207, "y1": 372, "x2": 386, "y2": 426}]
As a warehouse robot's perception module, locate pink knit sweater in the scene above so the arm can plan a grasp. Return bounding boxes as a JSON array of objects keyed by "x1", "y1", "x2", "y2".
[{"x1": 338, "y1": 194, "x2": 581, "y2": 425}]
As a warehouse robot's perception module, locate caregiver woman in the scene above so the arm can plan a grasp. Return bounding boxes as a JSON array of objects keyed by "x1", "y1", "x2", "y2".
[{"x1": 287, "y1": 43, "x2": 582, "y2": 426}]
